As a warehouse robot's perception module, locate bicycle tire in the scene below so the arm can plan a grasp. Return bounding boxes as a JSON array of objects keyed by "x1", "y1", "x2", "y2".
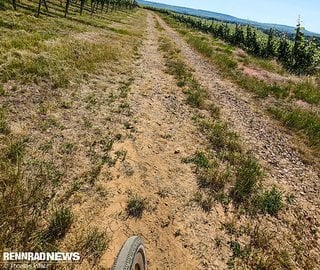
[{"x1": 112, "y1": 236, "x2": 147, "y2": 270}]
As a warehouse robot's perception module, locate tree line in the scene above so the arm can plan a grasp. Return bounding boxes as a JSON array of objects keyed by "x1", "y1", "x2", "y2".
[
  {"x1": 2, "y1": 0, "x2": 137, "y2": 17},
  {"x1": 149, "y1": 7, "x2": 320, "y2": 75}
]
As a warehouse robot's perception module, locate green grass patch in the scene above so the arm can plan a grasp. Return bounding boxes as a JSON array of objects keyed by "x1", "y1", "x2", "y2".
[
  {"x1": 184, "y1": 81, "x2": 207, "y2": 108},
  {"x1": 185, "y1": 34, "x2": 214, "y2": 58},
  {"x1": 256, "y1": 187, "x2": 283, "y2": 216},
  {"x1": 4, "y1": 137, "x2": 26, "y2": 164},
  {"x1": 0, "y1": 6, "x2": 144, "y2": 87},
  {"x1": 197, "y1": 166, "x2": 231, "y2": 192},
  {"x1": 1, "y1": 38, "x2": 120, "y2": 87},
  {"x1": 244, "y1": 56, "x2": 286, "y2": 75},
  {"x1": 199, "y1": 120, "x2": 242, "y2": 157},
  {"x1": 293, "y1": 80, "x2": 320, "y2": 105},
  {"x1": 160, "y1": 36, "x2": 207, "y2": 108},
  {"x1": 183, "y1": 151, "x2": 210, "y2": 169},
  {"x1": 232, "y1": 156, "x2": 263, "y2": 203},
  {"x1": 269, "y1": 107, "x2": 320, "y2": 148}
]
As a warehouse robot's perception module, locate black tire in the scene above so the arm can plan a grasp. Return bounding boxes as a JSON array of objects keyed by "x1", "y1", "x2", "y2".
[{"x1": 112, "y1": 236, "x2": 147, "y2": 270}]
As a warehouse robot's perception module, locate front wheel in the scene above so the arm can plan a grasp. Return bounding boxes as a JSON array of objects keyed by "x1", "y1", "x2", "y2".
[{"x1": 112, "y1": 236, "x2": 147, "y2": 270}]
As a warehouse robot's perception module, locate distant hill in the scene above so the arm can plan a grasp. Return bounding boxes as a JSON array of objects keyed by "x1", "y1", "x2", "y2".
[{"x1": 138, "y1": 0, "x2": 320, "y2": 38}]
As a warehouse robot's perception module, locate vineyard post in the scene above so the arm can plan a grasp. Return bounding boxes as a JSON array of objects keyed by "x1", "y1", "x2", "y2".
[
  {"x1": 12, "y1": 0, "x2": 17, "y2": 10},
  {"x1": 64, "y1": 0, "x2": 71, "y2": 17}
]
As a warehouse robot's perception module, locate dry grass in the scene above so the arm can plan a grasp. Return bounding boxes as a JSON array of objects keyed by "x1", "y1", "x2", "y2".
[{"x1": 0, "y1": 3, "x2": 146, "y2": 266}]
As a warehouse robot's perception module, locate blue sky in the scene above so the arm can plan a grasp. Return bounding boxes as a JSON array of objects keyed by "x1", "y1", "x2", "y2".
[{"x1": 149, "y1": 0, "x2": 320, "y2": 33}]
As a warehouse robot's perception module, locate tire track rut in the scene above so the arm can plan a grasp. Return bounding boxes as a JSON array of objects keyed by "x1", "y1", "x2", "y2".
[{"x1": 156, "y1": 14, "x2": 320, "y2": 214}]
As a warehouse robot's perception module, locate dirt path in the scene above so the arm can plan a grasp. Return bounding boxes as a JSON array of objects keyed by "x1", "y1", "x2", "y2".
[
  {"x1": 78, "y1": 12, "x2": 320, "y2": 270},
  {"x1": 156, "y1": 15, "x2": 320, "y2": 215},
  {"x1": 98, "y1": 13, "x2": 204, "y2": 269}
]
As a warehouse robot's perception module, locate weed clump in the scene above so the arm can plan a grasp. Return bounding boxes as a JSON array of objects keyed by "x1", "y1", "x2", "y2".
[
  {"x1": 184, "y1": 80, "x2": 207, "y2": 108},
  {"x1": 4, "y1": 138, "x2": 26, "y2": 164},
  {"x1": 126, "y1": 195, "x2": 147, "y2": 218},
  {"x1": 183, "y1": 151, "x2": 210, "y2": 169},
  {"x1": 0, "y1": 107, "x2": 10, "y2": 134},
  {"x1": 77, "y1": 228, "x2": 109, "y2": 264},
  {"x1": 198, "y1": 166, "x2": 230, "y2": 192},
  {"x1": 256, "y1": 187, "x2": 283, "y2": 215},
  {"x1": 43, "y1": 207, "x2": 73, "y2": 242},
  {"x1": 193, "y1": 191, "x2": 213, "y2": 212},
  {"x1": 208, "y1": 103, "x2": 220, "y2": 118},
  {"x1": 232, "y1": 156, "x2": 262, "y2": 203},
  {"x1": 229, "y1": 240, "x2": 247, "y2": 258},
  {"x1": 160, "y1": 36, "x2": 207, "y2": 108},
  {"x1": 208, "y1": 121, "x2": 240, "y2": 153}
]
